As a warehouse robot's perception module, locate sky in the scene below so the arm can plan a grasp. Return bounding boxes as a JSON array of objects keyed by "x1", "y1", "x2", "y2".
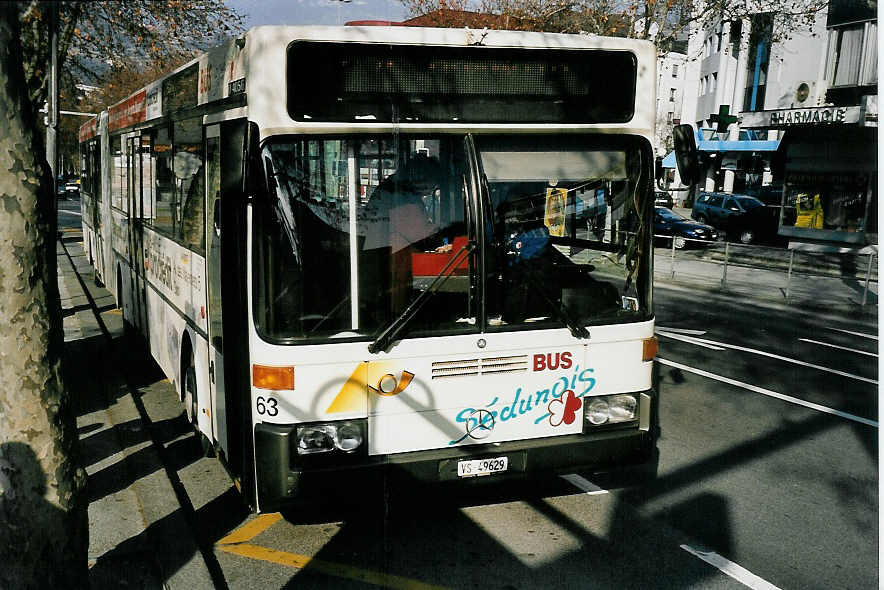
[{"x1": 228, "y1": 0, "x2": 410, "y2": 28}]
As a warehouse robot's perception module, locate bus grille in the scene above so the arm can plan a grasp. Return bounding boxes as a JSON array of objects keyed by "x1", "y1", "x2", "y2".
[{"x1": 431, "y1": 355, "x2": 528, "y2": 379}]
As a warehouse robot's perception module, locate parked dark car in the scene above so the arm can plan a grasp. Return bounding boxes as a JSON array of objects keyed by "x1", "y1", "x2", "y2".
[
  {"x1": 56, "y1": 176, "x2": 80, "y2": 199},
  {"x1": 691, "y1": 192, "x2": 778, "y2": 244},
  {"x1": 654, "y1": 191, "x2": 674, "y2": 209},
  {"x1": 654, "y1": 206, "x2": 718, "y2": 249}
]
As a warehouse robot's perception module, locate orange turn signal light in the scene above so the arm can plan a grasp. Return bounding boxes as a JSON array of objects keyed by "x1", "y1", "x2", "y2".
[
  {"x1": 252, "y1": 364, "x2": 294, "y2": 390},
  {"x1": 642, "y1": 337, "x2": 658, "y2": 362}
]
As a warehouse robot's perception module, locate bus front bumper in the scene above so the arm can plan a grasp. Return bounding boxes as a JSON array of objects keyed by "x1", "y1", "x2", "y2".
[{"x1": 255, "y1": 423, "x2": 656, "y2": 511}]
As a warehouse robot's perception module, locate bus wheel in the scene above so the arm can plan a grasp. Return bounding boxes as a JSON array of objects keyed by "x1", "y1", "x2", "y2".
[{"x1": 183, "y1": 347, "x2": 215, "y2": 457}]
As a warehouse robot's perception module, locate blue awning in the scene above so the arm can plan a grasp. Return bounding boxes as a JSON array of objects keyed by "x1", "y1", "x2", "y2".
[
  {"x1": 697, "y1": 139, "x2": 780, "y2": 152},
  {"x1": 661, "y1": 138, "x2": 780, "y2": 169}
]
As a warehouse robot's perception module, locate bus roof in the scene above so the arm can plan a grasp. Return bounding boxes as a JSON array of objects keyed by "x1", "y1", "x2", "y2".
[{"x1": 80, "y1": 25, "x2": 656, "y2": 141}]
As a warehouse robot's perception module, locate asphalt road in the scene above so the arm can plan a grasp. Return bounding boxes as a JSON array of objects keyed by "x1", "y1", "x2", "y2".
[{"x1": 112, "y1": 284, "x2": 876, "y2": 590}]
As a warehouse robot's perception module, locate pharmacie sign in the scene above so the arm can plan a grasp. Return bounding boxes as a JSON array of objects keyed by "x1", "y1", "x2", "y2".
[{"x1": 742, "y1": 106, "x2": 862, "y2": 128}]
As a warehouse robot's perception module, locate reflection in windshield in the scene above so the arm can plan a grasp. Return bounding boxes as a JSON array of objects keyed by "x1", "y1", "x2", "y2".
[
  {"x1": 253, "y1": 134, "x2": 651, "y2": 343},
  {"x1": 656, "y1": 208, "x2": 685, "y2": 222},
  {"x1": 476, "y1": 135, "x2": 649, "y2": 331}
]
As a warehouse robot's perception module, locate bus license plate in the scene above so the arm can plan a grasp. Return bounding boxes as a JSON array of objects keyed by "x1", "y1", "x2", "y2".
[{"x1": 457, "y1": 457, "x2": 508, "y2": 478}]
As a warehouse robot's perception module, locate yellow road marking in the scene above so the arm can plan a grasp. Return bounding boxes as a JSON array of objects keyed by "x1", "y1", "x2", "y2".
[
  {"x1": 217, "y1": 513, "x2": 282, "y2": 545},
  {"x1": 218, "y1": 543, "x2": 449, "y2": 590},
  {"x1": 105, "y1": 309, "x2": 122, "y2": 315}
]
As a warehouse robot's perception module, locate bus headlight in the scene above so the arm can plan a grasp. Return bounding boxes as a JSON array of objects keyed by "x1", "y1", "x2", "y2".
[
  {"x1": 584, "y1": 394, "x2": 638, "y2": 427},
  {"x1": 296, "y1": 420, "x2": 365, "y2": 455}
]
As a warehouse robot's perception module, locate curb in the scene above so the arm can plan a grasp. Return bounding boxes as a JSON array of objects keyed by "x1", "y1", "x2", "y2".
[{"x1": 60, "y1": 238, "x2": 215, "y2": 589}]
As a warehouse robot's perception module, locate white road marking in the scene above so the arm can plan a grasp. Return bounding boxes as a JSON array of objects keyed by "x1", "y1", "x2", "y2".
[
  {"x1": 680, "y1": 545, "x2": 782, "y2": 590},
  {"x1": 657, "y1": 330, "x2": 726, "y2": 351},
  {"x1": 658, "y1": 357, "x2": 878, "y2": 428},
  {"x1": 799, "y1": 338, "x2": 878, "y2": 357},
  {"x1": 659, "y1": 334, "x2": 877, "y2": 385},
  {"x1": 828, "y1": 327, "x2": 878, "y2": 341},
  {"x1": 655, "y1": 326, "x2": 707, "y2": 335},
  {"x1": 560, "y1": 473, "x2": 608, "y2": 495}
]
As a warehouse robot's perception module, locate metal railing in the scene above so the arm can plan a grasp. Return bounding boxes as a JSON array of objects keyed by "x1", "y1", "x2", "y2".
[{"x1": 653, "y1": 234, "x2": 878, "y2": 309}]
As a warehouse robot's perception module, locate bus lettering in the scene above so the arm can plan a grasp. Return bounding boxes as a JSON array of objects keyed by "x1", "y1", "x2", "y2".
[{"x1": 533, "y1": 351, "x2": 572, "y2": 372}]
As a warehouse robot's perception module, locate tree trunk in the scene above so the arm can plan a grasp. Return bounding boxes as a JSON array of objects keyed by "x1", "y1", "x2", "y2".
[{"x1": 0, "y1": 4, "x2": 89, "y2": 589}]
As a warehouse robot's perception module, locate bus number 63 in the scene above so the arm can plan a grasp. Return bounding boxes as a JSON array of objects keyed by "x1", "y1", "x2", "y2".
[{"x1": 256, "y1": 396, "x2": 279, "y2": 417}]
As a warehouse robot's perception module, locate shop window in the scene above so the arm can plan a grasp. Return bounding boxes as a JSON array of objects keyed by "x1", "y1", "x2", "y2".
[{"x1": 782, "y1": 172, "x2": 870, "y2": 234}]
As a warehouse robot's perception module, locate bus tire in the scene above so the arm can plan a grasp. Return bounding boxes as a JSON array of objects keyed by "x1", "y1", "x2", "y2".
[{"x1": 182, "y1": 342, "x2": 215, "y2": 457}]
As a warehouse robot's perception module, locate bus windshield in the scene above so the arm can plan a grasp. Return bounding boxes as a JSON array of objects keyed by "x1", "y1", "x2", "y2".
[{"x1": 253, "y1": 134, "x2": 651, "y2": 343}]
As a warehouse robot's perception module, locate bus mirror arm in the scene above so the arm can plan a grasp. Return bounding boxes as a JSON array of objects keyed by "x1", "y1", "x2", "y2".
[{"x1": 368, "y1": 241, "x2": 476, "y2": 354}]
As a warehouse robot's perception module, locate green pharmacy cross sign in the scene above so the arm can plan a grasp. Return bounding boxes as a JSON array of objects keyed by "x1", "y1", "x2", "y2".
[{"x1": 710, "y1": 104, "x2": 739, "y2": 134}]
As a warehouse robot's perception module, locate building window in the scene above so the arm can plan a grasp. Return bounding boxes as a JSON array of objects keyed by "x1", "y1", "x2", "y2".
[
  {"x1": 667, "y1": 112, "x2": 674, "y2": 123},
  {"x1": 710, "y1": 72, "x2": 717, "y2": 92},
  {"x1": 730, "y1": 20, "x2": 742, "y2": 57},
  {"x1": 827, "y1": 22, "x2": 877, "y2": 87},
  {"x1": 672, "y1": 64, "x2": 679, "y2": 77},
  {"x1": 669, "y1": 88, "x2": 676, "y2": 101},
  {"x1": 743, "y1": 13, "x2": 773, "y2": 112}
]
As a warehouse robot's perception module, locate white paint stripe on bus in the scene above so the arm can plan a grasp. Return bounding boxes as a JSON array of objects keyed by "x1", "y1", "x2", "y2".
[
  {"x1": 828, "y1": 327, "x2": 878, "y2": 340},
  {"x1": 560, "y1": 473, "x2": 608, "y2": 495},
  {"x1": 662, "y1": 334, "x2": 877, "y2": 385},
  {"x1": 680, "y1": 545, "x2": 782, "y2": 590},
  {"x1": 657, "y1": 358, "x2": 878, "y2": 428},
  {"x1": 799, "y1": 338, "x2": 878, "y2": 357}
]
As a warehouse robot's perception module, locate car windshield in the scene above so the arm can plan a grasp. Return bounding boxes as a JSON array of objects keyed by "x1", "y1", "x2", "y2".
[{"x1": 253, "y1": 134, "x2": 652, "y2": 343}]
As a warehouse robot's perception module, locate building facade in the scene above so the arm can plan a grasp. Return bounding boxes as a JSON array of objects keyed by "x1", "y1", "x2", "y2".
[
  {"x1": 740, "y1": 0, "x2": 877, "y2": 250},
  {"x1": 681, "y1": 11, "x2": 829, "y2": 196}
]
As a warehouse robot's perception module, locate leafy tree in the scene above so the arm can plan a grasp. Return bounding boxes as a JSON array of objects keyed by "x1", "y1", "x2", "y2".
[
  {"x1": 20, "y1": 0, "x2": 245, "y2": 112},
  {"x1": 400, "y1": 0, "x2": 827, "y2": 53}
]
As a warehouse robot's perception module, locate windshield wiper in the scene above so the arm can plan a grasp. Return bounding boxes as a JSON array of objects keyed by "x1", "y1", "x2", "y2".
[{"x1": 368, "y1": 241, "x2": 476, "y2": 354}]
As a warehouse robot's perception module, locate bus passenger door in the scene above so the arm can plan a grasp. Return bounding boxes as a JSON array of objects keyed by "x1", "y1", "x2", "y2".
[
  {"x1": 204, "y1": 124, "x2": 227, "y2": 454},
  {"x1": 128, "y1": 135, "x2": 148, "y2": 337}
]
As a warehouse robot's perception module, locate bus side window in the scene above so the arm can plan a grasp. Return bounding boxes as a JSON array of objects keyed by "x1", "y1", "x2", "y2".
[{"x1": 174, "y1": 117, "x2": 206, "y2": 254}]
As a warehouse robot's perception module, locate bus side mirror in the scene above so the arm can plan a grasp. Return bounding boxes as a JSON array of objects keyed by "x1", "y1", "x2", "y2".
[
  {"x1": 673, "y1": 124, "x2": 700, "y2": 186},
  {"x1": 654, "y1": 157, "x2": 663, "y2": 181}
]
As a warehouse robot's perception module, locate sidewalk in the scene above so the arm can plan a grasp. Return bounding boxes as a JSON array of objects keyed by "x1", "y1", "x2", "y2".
[
  {"x1": 654, "y1": 246, "x2": 878, "y2": 316},
  {"x1": 59, "y1": 232, "x2": 213, "y2": 589}
]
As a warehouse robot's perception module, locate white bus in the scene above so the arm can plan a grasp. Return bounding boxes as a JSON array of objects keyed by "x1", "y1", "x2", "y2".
[{"x1": 79, "y1": 25, "x2": 659, "y2": 512}]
